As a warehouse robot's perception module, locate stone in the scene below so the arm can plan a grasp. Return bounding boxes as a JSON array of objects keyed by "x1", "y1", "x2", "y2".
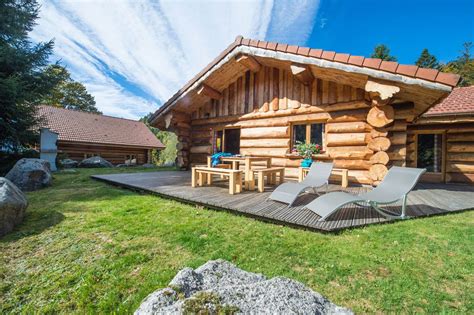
[
  {"x1": 78, "y1": 156, "x2": 113, "y2": 168},
  {"x1": 135, "y1": 259, "x2": 352, "y2": 315},
  {"x1": 161, "y1": 161, "x2": 175, "y2": 167},
  {"x1": 5, "y1": 158, "x2": 52, "y2": 191},
  {"x1": 142, "y1": 163, "x2": 157, "y2": 168},
  {"x1": 60, "y1": 159, "x2": 78, "y2": 169},
  {"x1": 0, "y1": 178, "x2": 28, "y2": 236}
]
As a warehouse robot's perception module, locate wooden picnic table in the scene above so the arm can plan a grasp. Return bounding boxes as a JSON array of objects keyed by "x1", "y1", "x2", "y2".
[
  {"x1": 298, "y1": 166, "x2": 349, "y2": 188},
  {"x1": 207, "y1": 156, "x2": 272, "y2": 190}
]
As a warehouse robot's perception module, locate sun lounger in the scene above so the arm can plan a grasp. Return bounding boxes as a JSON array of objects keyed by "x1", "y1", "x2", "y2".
[
  {"x1": 268, "y1": 162, "x2": 333, "y2": 207},
  {"x1": 304, "y1": 166, "x2": 426, "y2": 221}
]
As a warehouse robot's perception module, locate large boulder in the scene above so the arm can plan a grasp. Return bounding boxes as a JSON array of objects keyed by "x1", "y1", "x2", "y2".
[
  {"x1": 60, "y1": 158, "x2": 78, "y2": 169},
  {"x1": 0, "y1": 178, "x2": 28, "y2": 236},
  {"x1": 78, "y1": 156, "x2": 113, "y2": 168},
  {"x1": 5, "y1": 158, "x2": 52, "y2": 191},
  {"x1": 135, "y1": 259, "x2": 352, "y2": 314}
]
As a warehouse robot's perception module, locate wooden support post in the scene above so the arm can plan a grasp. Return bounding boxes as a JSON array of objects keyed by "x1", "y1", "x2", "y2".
[
  {"x1": 244, "y1": 157, "x2": 251, "y2": 190},
  {"x1": 298, "y1": 167, "x2": 305, "y2": 182},
  {"x1": 258, "y1": 171, "x2": 264, "y2": 193},
  {"x1": 249, "y1": 171, "x2": 255, "y2": 191},
  {"x1": 197, "y1": 84, "x2": 222, "y2": 100},
  {"x1": 340, "y1": 169, "x2": 348, "y2": 188},
  {"x1": 236, "y1": 172, "x2": 242, "y2": 194},
  {"x1": 191, "y1": 168, "x2": 197, "y2": 187},
  {"x1": 235, "y1": 53, "x2": 261, "y2": 72},
  {"x1": 290, "y1": 63, "x2": 314, "y2": 85},
  {"x1": 229, "y1": 172, "x2": 236, "y2": 195},
  {"x1": 279, "y1": 168, "x2": 285, "y2": 184}
]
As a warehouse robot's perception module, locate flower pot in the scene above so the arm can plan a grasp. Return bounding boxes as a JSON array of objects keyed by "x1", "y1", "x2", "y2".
[{"x1": 301, "y1": 158, "x2": 313, "y2": 167}]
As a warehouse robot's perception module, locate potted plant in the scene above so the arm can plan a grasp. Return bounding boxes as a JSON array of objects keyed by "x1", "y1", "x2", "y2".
[{"x1": 294, "y1": 141, "x2": 322, "y2": 167}]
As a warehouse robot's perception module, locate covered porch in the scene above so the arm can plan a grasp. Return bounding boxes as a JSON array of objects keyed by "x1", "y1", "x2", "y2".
[{"x1": 92, "y1": 171, "x2": 473, "y2": 232}]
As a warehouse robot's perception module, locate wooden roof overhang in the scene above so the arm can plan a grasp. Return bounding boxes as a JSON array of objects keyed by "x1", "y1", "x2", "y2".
[{"x1": 150, "y1": 37, "x2": 460, "y2": 128}]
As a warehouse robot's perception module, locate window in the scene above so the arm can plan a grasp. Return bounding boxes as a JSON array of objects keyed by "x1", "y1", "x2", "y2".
[
  {"x1": 417, "y1": 134, "x2": 442, "y2": 173},
  {"x1": 125, "y1": 154, "x2": 137, "y2": 165},
  {"x1": 213, "y1": 128, "x2": 241, "y2": 155},
  {"x1": 291, "y1": 122, "x2": 325, "y2": 149}
]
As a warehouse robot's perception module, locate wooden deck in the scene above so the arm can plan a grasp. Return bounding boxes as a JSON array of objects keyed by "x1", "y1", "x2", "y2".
[{"x1": 92, "y1": 171, "x2": 474, "y2": 232}]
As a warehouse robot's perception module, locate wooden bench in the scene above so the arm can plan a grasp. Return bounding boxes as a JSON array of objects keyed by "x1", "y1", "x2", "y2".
[
  {"x1": 298, "y1": 167, "x2": 348, "y2": 188},
  {"x1": 250, "y1": 167, "x2": 285, "y2": 192},
  {"x1": 191, "y1": 167, "x2": 243, "y2": 195}
]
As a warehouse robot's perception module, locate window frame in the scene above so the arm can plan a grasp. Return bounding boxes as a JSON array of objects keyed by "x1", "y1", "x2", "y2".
[
  {"x1": 213, "y1": 126, "x2": 241, "y2": 154},
  {"x1": 414, "y1": 130, "x2": 446, "y2": 181},
  {"x1": 290, "y1": 121, "x2": 326, "y2": 150}
]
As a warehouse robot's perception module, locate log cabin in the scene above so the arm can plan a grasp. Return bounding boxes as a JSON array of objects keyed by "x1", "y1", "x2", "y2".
[
  {"x1": 149, "y1": 36, "x2": 469, "y2": 185},
  {"x1": 38, "y1": 105, "x2": 164, "y2": 165},
  {"x1": 408, "y1": 86, "x2": 474, "y2": 183}
]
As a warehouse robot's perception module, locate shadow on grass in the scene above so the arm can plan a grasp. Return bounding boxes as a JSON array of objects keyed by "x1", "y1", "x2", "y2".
[{"x1": 0, "y1": 209, "x2": 65, "y2": 243}]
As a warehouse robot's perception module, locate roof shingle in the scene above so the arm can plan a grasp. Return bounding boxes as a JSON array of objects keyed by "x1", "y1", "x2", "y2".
[
  {"x1": 424, "y1": 86, "x2": 474, "y2": 116},
  {"x1": 38, "y1": 106, "x2": 164, "y2": 148}
]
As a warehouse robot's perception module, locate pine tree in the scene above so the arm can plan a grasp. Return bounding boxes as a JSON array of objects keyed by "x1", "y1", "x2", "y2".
[
  {"x1": 415, "y1": 49, "x2": 440, "y2": 69},
  {"x1": 442, "y1": 42, "x2": 474, "y2": 86},
  {"x1": 0, "y1": 0, "x2": 59, "y2": 151},
  {"x1": 370, "y1": 44, "x2": 397, "y2": 61},
  {"x1": 42, "y1": 65, "x2": 101, "y2": 113}
]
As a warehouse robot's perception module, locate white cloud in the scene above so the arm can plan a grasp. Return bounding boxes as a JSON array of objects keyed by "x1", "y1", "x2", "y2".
[{"x1": 31, "y1": 0, "x2": 319, "y2": 120}]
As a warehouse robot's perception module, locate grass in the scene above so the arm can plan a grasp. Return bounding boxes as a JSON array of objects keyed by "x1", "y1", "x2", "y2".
[{"x1": 0, "y1": 167, "x2": 473, "y2": 314}]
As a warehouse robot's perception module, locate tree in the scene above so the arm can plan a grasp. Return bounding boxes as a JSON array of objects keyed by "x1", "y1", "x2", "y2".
[
  {"x1": 442, "y1": 42, "x2": 474, "y2": 86},
  {"x1": 415, "y1": 48, "x2": 440, "y2": 69},
  {"x1": 0, "y1": 0, "x2": 59, "y2": 151},
  {"x1": 370, "y1": 44, "x2": 397, "y2": 61},
  {"x1": 140, "y1": 113, "x2": 177, "y2": 165},
  {"x1": 42, "y1": 64, "x2": 101, "y2": 113}
]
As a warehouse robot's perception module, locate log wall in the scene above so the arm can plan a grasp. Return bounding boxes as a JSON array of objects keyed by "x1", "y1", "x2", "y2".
[{"x1": 58, "y1": 141, "x2": 150, "y2": 165}]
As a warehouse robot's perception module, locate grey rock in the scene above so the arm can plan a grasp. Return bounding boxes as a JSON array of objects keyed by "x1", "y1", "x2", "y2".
[
  {"x1": 135, "y1": 259, "x2": 352, "y2": 315},
  {"x1": 161, "y1": 161, "x2": 175, "y2": 167},
  {"x1": 116, "y1": 163, "x2": 133, "y2": 168},
  {"x1": 60, "y1": 159, "x2": 78, "y2": 169},
  {"x1": 169, "y1": 267, "x2": 203, "y2": 298},
  {"x1": 78, "y1": 156, "x2": 113, "y2": 168},
  {"x1": 5, "y1": 158, "x2": 52, "y2": 191},
  {"x1": 135, "y1": 288, "x2": 178, "y2": 315},
  {"x1": 142, "y1": 163, "x2": 157, "y2": 168},
  {"x1": 0, "y1": 177, "x2": 28, "y2": 236}
]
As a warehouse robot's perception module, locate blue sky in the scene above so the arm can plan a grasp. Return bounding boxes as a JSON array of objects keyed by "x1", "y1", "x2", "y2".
[{"x1": 32, "y1": 0, "x2": 473, "y2": 120}]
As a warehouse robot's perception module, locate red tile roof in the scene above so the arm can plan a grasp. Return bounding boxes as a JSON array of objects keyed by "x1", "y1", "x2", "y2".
[
  {"x1": 150, "y1": 35, "x2": 461, "y2": 123},
  {"x1": 38, "y1": 105, "x2": 164, "y2": 148},
  {"x1": 424, "y1": 86, "x2": 474, "y2": 116}
]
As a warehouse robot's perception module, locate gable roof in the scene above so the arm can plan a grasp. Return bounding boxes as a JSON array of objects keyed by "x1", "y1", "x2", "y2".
[
  {"x1": 424, "y1": 86, "x2": 474, "y2": 116},
  {"x1": 150, "y1": 35, "x2": 461, "y2": 124},
  {"x1": 38, "y1": 105, "x2": 164, "y2": 149}
]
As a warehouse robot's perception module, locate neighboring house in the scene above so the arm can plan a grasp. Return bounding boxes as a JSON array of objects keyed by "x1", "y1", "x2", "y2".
[
  {"x1": 149, "y1": 36, "x2": 472, "y2": 185},
  {"x1": 38, "y1": 105, "x2": 164, "y2": 165},
  {"x1": 408, "y1": 86, "x2": 474, "y2": 183}
]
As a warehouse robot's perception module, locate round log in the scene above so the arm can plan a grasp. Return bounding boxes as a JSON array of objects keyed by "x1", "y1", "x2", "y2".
[
  {"x1": 367, "y1": 105, "x2": 394, "y2": 127},
  {"x1": 326, "y1": 133, "x2": 369, "y2": 146},
  {"x1": 325, "y1": 121, "x2": 369, "y2": 133},
  {"x1": 369, "y1": 151, "x2": 389, "y2": 165},
  {"x1": 370, "y1": 128, "x2": 388, "y2": 138},
  {"x1": 367, "y1": 137, "x2": 391, "y2": 152},
  {"x1": 369, "y1": 164, "x2": 388, "y2": 181}
]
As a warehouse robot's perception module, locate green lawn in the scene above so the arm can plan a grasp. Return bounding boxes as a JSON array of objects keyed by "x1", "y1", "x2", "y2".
[{"x1": 1, "y1": 168, "x2": 473, "y2": 314}]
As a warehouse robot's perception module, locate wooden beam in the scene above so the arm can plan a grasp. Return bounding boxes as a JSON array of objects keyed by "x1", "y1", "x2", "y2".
[
  {"x1": 197, "y1": 84, "x2": 222, "y2": 100},
  {"x1": 290, "y1": 63, "x2": 314, "y2": 85},
  {"x1": 235, "y1": 53, "x2": 261, "y2": 72},
  {"x1": 365, "y1": 80, "x2": 400, "y2": 102}
]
